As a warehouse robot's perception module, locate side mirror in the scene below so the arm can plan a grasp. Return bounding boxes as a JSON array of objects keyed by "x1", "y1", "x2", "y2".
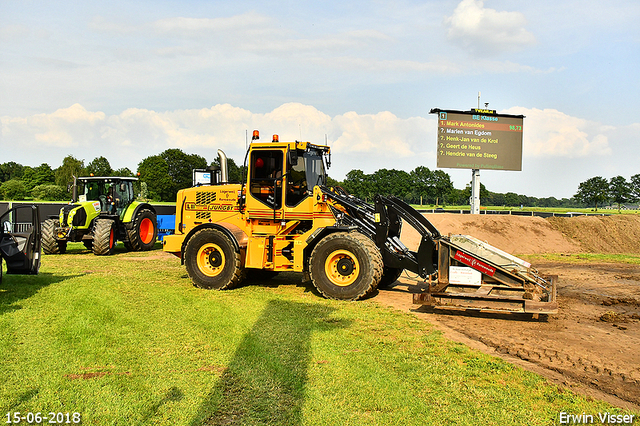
[{"x1": 287, "y1": 149, "x2": 298, "y2": 167}]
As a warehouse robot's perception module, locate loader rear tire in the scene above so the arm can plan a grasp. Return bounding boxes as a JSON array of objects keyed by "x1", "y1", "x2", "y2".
[
  {"x1": 185, "y1": 228, "x2": 244, "y2": 290},
  {"x1": 309, "y1": 231, "x2": 383, "y2": 301},
  {"x1": 42, "y1": 219, "x2": 66, "y2": 254},
  {"x1": 92, "y1": 219, "x2": 116, "y2": 256}
]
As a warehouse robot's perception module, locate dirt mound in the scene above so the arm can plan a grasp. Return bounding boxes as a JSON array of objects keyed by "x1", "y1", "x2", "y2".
[
  {"x1": 401, "y1": 213, "x2": 581, "y2": 254},
  {"x1": 400, "y1": 213, "x2": 640, "y2": 255},
  {"x1": 547, "y1": 215, "x2": 640, "y2": 254}
]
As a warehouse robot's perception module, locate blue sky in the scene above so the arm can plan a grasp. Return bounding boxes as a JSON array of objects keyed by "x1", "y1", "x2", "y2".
[{"x1": 1, "y1": 0, "x2": 639, "y2": 199}]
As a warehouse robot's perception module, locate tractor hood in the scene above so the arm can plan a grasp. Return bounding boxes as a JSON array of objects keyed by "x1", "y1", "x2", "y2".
[{"x1": 59, "y1": 201, "x2": 102, "y2": 229}]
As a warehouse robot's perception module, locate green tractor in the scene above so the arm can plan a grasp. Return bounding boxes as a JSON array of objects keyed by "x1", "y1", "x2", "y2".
[{"x1": 42, "y1": 176, "x2": 158, "y2": 255}]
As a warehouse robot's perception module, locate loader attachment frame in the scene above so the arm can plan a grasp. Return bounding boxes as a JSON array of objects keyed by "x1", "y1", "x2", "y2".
[
  {"x1": 320, "y1": 188, "x2": 440, "y2": 278},
  {"x1": 321, "y1": 186, "x2": 557, "y2": 315}
]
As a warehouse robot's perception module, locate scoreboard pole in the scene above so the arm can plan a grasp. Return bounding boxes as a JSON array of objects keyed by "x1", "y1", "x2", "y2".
[{"x1": 471, "y1": 169, "x2": 480, "y2": 214}]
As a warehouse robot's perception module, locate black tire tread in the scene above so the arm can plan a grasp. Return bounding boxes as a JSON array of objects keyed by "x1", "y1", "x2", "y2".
[
  {"x1": 92, "y1": 219, "x2": 115, "y2": 256},
  {"x1": 125, "y1": 209, "x2": 157, "y2": 252},
  {"x1": 185, "y1": 228, "x2": 244, "y2": 290},
  {"x1": 309, "y1": 231, "x2": 383, "y2": 301},
  {"x1": 42, "y1": 219, "x2": 66, "y2": 254}
]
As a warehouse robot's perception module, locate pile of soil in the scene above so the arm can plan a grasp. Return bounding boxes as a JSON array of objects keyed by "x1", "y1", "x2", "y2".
[{"x1": 547, "y1": 215, "x2": 640, "y2": 253}]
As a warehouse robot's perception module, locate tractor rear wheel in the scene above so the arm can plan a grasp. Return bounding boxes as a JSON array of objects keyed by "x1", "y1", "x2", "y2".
[
  {"x1": 92, "y1": 219, "x2": 116, "y2": 255},
  {"x1": 184, "y1": 228, "x2": 244, "y2": 290},
  {"x1": 42, "y1": 219, "x2": 67, "y2": 254},
  {"x1": 309, "y1": 231, "x2": 383, "y2": 301},
  {"x1": 126, "y1": 209, "x2": 157, "y2": 251}
]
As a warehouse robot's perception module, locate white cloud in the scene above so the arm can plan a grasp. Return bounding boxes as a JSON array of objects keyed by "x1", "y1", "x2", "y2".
[
  {"x1": 1, "y1": 103, "x2": 435, "y2": 177},
  {"x1": 502, "y1": 107, "x2": 612, "y2": 158},
  {"x1": 445, "y1": 0, "x2": 536, "y2": 56},
  {"x1": 2, "y1": 103, "x2": 624, "y2": 190}
]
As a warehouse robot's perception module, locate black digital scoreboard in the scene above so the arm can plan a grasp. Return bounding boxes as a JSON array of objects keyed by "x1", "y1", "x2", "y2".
[{"x1": 430, "y1": 108, "x2": 524, "y2": 171}]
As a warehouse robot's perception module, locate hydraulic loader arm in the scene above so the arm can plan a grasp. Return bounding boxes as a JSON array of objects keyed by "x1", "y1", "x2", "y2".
[{"x1": 320, "y1": 187, "x2": 440, "y2": 278}]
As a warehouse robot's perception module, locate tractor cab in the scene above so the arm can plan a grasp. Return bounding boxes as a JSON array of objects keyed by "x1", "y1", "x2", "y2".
[{"x1": 76, "y1": 177, "x2": 137, "y2": 217}]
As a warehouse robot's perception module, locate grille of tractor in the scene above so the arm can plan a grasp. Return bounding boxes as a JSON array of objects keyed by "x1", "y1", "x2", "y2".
[
  {"x1": 195, "y1": 192, "x2": 216, "y2": 205},
  {"x1": 196, "y1": 211, "x2": 211, "y2": 220},
  {"x1": 61, "y1": 204, "x2": 87, "y2": 226}
]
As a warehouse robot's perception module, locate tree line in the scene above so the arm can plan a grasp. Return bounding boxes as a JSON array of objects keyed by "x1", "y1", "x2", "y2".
[{"x1": 1, "y1": 150, "x2": 638, "y2": 210}]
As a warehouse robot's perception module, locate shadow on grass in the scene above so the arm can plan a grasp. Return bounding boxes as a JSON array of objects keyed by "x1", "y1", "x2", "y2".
[
  {"x1": 190, "y1": 299, "x2": 349, "y2": 426},
  {"x1": 0, "y1": 388, "x2": 39, "y2": 414},
  {"x1": 0, "y1": 272, "x2": 82, "y2": 316}
]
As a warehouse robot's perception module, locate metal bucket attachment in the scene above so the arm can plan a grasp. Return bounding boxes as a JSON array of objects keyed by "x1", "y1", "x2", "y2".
[{"x1": 413, "y1": 236, "x2": 558, "y2": 315}]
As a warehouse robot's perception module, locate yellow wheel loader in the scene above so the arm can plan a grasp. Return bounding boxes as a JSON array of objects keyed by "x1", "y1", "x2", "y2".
[{"x1": 163, "y1": 131, "x2": 557, "y2": 313}]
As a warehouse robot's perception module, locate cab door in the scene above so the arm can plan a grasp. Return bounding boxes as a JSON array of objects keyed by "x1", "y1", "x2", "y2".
[
  {"x1": 0, "y1": 205, "x2": 41, "y2": 282},
  {"x1": 246, "y1": 148, "x2": 285, "y2": 219}
]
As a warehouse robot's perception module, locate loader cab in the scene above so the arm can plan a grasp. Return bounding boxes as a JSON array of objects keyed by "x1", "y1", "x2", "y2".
[{"x1": 247, "y1": 137, "x2": 329, "y2": 214}]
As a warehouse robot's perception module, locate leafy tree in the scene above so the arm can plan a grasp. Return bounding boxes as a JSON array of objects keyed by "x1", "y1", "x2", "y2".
[
  {"x1": 0, "y1": 179, "x2": 28, "y2": 200},
  {"x1": 0, "y1": 162, "x2": 24, "y2": 182},
  {"x1": 574, "y1": 176, "x2": 609, "y2": 210},
  {"x1": 410, "y1": 166, "x2": 435, "y2": 204},
  {"x1": 343, "y1": 170, "x2": 373, "y2": 201},
  {"x1": 371, "y1": 169, "x2": 411, "y2": 199},
  {"x1": 459, "y1": 183, "x2": 489, "y2": 206},
  {"x1": 86, "y1": 156, "x2": 113, "y2": 176},
  {"x1": 210, "y1": 157, "x2": 246, "y2": 183},
  {"x1": 22, "y1": 163, "x2": 55, "y2": 191},
  {"x1": 326, "y1": 176, "x2": 341, "y2": 188},
  {"x1": 445, "y1": 188, "x2": 466, "y2": 205},
  {"x1": 113, "y1": 167, "x2": 134, "y2": 177},
  {"x1": 138, "y1": 149, "x2": 207, "y2": 201},
  {"x1": 31, "y1": 184, "x2": 68, "y2": 201},
  {"x1": 137, "y1": 156, "x2": 171, "y2": 201},
  {"x1": 55, "y1": 156, "x2": 85, "y2": 189},
  {"x1": 630, "y1": 174, "x2": 640, "y2": 203},
  {"x1": 431, "y1": 170, "x2": 454, "y2": 205},
  {"x1": 609, "y1": 176, "x2": 630, "y2": 211}
]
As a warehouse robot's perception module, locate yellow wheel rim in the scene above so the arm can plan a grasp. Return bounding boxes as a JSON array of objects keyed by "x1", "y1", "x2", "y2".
[
  {"x1": 197, "y1": 243, "x2": 225, "y2": 277},
  {"x1": 325, "y1": 249, "x2": 360, "y2": 287}
]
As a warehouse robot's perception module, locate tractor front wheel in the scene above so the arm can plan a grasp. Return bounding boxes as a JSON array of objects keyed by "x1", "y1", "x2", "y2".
[
  {"x1": 92, "y1": 219, "x2": 116, "y2": 255},
  {"x1": 42, "y1": 219, "x2": 67, "y2": 254},
  {"x1": 309, "y1": 232, "x2": 383, "y2": 301},
  {"x1": 126, "y1": 209, "x2": 157, "y2": 251},
  {"x1": 184, "y1": 228, "x2": 244, "y2": 290}
]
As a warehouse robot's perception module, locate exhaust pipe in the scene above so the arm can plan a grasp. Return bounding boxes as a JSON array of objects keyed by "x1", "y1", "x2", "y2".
[
  {"x1": 217, "y1": 149, "x2": 229, "y2": 183},
  {"x1": 71, "y1": 175, "x2": 78, "y2": 203}
]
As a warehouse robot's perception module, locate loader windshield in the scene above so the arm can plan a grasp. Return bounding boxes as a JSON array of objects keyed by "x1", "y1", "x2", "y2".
[
  {"x1": 285, "y1": 148, "x2": 327, "y2": 207},
  {"x1": 303, "y1": 150, "x2": 325, "y2": 190}
]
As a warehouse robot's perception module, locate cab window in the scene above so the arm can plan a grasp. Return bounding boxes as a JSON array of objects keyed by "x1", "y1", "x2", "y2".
[
  {"x1": 286, "y1": 150, "x2": 309, "y2": 207},
  {"x1": 250, "y1": 150, "x2": 283, "y2": 209}
]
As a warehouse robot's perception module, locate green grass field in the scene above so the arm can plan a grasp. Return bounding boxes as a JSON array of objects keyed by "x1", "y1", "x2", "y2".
[{"x1": 0, "y1": 243, "x2": 635, "y2": 425}]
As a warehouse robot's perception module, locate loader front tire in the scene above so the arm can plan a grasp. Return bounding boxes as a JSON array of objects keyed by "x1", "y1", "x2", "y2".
[
  {"x1": 42, "y1": 219, "x2": 67, "y2": 254},
  {"x1": 92, "y1": 219, "x2": 116, "y2": 256},
  {"x1": 310, "y1": 232, "x2": 383, "y2": 301},
  {"x1": 185, "y1": 228, "x2": 244, "y2": 290}
]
